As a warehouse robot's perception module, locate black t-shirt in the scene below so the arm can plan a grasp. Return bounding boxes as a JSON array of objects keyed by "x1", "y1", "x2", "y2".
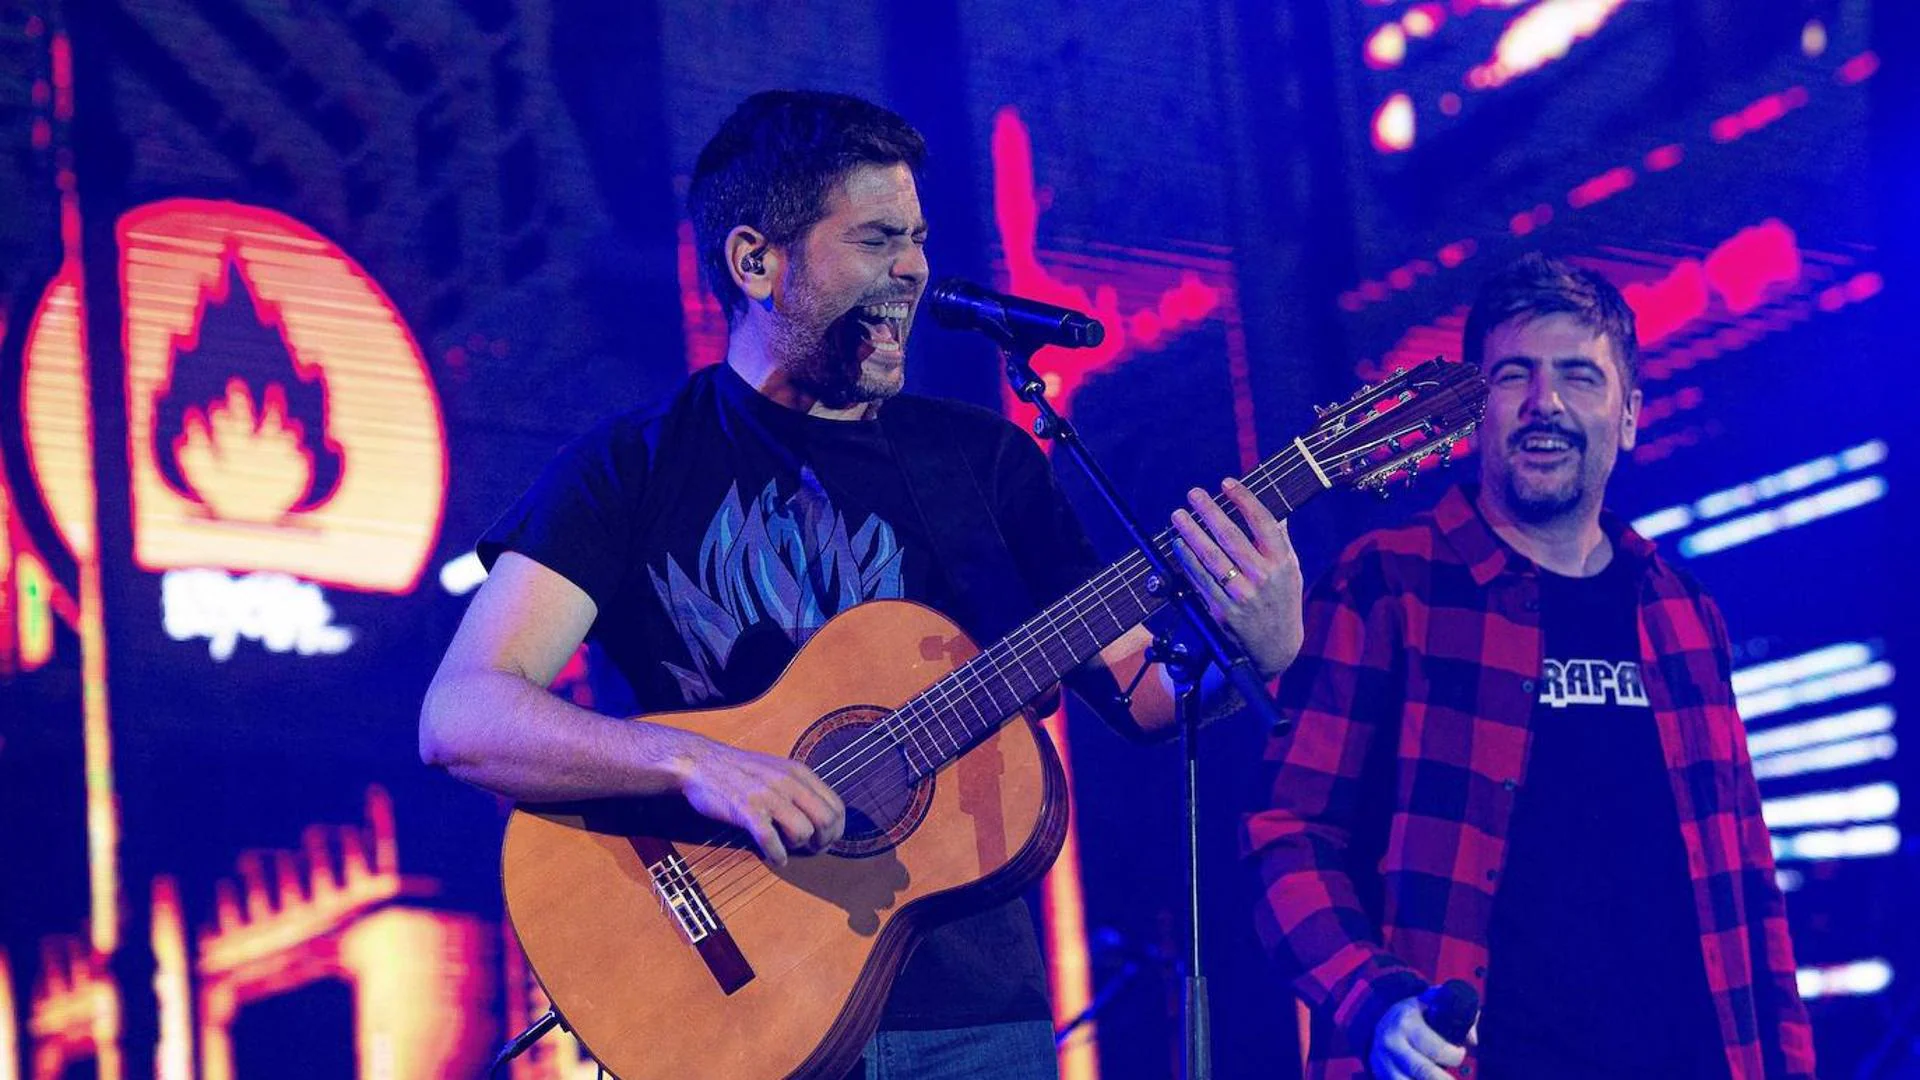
[
  {"x1": 1479, "y1": 554, "x2": 1725, "y2": 1079},
  {"x1": 480, "y1": 361, "x2": 1109, "y2": 1030}
]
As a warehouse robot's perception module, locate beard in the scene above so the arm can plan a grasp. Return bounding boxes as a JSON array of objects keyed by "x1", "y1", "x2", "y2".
[
  {"x1": 769, "y1": 257, "x2": 912, "y2": 410},
  {"x1": 1503, "y1": 469, "x2": 1584, "y2": 523},
  {"x1": 769, "y1": 311, "x2": 904, "y2": 410},
  {"x1": 1498, "y1": 423, "x2": 1594, "y2": 523}
]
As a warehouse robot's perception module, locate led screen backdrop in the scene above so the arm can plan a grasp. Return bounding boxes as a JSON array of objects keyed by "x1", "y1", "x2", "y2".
[{"x1": 0, "y1": 2, "x2": 1911, "y2": 1078}]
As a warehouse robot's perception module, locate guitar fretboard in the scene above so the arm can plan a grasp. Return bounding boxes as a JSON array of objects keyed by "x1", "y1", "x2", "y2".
[{"x1": 883, "y1": 441, "x2": 1330, "y2": 776}]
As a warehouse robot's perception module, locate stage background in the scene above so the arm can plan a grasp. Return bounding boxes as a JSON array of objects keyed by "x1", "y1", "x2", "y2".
[{"x1": 1, "y1": 1, "x2": 1913, "y2": 1077}]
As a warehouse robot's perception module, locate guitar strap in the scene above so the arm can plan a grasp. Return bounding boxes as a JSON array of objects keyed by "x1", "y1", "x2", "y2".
[{"x1": 879, "y1": 396, "x2": 1033, "y2": 647}]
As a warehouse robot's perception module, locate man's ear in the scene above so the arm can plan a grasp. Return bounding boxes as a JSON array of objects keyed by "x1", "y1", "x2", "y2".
[
  {"x1": 725, "y1": 226, "x2": 781, "y2": 305},
  {"x1": 1620, "y1": 386, "x2": 1642, "y2": 452}
]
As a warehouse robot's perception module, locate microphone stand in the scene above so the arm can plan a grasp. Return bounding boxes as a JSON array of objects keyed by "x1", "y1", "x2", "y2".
[{"x1": 994, "y1": 332, "x2": 1284, "y2": 1080}]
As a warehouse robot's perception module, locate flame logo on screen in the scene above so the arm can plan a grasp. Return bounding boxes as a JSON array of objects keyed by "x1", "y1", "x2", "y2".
[
  {"x1": 151, "y1": 250, "x2": 347, "y2": 523},
  {"x1": 20, "y1": 199, "x2": 447, "y2": 593}
]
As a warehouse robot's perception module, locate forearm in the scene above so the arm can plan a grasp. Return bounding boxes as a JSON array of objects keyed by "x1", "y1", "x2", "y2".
[
  {"x1": 420, "y1": 667, "x2": 694, "y2": 803},
  {"x1": 1250, "y1": 831, "x2": 1425, "y2": 1056}
]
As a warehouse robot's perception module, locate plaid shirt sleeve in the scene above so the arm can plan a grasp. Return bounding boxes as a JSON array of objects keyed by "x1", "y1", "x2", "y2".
[
  {"x1": 1703, "y1": 594, "x2": 1817, "y2": 1078},
  {"x1": 1243, "y1": 542, "x2": 1427, "y2": 1058}
]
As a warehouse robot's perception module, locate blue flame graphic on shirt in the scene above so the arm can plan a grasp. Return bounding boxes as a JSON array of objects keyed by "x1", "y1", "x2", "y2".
[{"x1": 648, "y1": 468, "x2": 904, "y2": 704}]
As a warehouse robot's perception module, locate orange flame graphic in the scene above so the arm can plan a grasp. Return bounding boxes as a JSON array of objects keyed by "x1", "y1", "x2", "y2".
[
  {"x1": 172, "y1": 379, "x2": 318, "y2": 525},
  {"x1": 21, "y1": 199, "x2": 446, "y2": 592}
]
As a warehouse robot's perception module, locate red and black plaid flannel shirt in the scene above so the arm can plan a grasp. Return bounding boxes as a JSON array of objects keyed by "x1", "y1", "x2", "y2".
[{"x1": 1245, "y1": 485, "x2": 1814, "y2": 1079}]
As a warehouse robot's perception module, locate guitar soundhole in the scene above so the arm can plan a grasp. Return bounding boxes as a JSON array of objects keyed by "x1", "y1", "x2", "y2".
[{"x1": 792, "y1": 705, "x2": 935, "y2": 858}]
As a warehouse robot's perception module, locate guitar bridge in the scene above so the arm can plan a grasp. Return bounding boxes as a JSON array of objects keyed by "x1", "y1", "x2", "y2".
[
  {"x1": 648, "y1": 851, "x2": 718, "y2": 945},
  {"x1": 628, "y1": 836, "x2": 755, "y2": 994}
]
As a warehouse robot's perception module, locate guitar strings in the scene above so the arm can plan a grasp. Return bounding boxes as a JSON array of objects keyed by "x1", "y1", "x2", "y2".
[
  {"x1": 696, "y1": 437, "x2": 1403, "y2": 917},
  {"x1": 689, "y1": 449, "x2": 1337, "y2": 911},
  {"x1": 694, "y1": 374, "x2": 1459, "y2": 836},
  {"x1": 673, "y1": 382, "x2": 1469, "y2": 910},
  {"x1": 678, "y1": 402, "x2": 1449, "y2": 909},
  {"x1": 685, "y1": 414, "x2": 1445, "y2": 912},
  {"x1": 693, "y1": 405, "x2": 1474, "y2": 915},
  {"x1": 679, "y1": 454, "x2": 1312, "y2": 912}
]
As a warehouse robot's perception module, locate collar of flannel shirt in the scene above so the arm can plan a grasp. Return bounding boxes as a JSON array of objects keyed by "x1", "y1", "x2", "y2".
[{"x1": 1433, "y1": 483, "x2": 1661, "y2": 588}]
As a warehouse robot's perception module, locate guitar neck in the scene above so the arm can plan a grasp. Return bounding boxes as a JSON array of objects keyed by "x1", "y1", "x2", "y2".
[{"x1": 886, "y1": 439, "x2": 1333, "y2": 775}]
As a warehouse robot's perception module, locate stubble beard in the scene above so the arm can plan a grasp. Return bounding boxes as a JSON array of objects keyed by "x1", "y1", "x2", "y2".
[
  {"x1": 772, "y1": 266, "x2": 906, "y2": 410},
  {"x1": 1504, "y1": 468, "x2": 1584, "y2": 524}
]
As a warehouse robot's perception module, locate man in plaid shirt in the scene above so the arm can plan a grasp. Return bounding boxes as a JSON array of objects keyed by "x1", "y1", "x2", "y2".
[{"x1": 1245, "y1": 254, "x2": 1814, "y2": 1079}]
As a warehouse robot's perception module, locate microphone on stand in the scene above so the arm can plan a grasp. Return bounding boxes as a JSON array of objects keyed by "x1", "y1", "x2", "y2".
[{"x1": 927, "y1": 278, "x2": 1105, "y2": 349}]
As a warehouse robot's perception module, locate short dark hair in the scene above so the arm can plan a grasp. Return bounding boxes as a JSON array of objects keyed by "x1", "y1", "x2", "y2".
[
  {"x1": 1462, "y1": 253, "x2": 1639, "y2": 387},
  {"x1": 688, "y1": 90, "x2": 927, "y2": 321}
]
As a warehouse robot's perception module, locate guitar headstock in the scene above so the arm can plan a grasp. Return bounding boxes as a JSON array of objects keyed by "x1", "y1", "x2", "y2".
[{"x1": 1305, "y1": 358, "x2": 1488, "y2": 494}]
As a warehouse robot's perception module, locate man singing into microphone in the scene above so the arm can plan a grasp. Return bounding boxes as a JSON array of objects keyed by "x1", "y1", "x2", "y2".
[
  {"x1": 421, "y1": 90, "x2": 1303, "y2": 1078},
  {"x1": 1245, "y1": 254, "x2": 1813, "y2": 1079}
]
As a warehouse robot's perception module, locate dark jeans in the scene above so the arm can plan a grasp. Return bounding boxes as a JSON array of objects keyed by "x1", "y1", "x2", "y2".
[{"x1": 858, "y1": 1020, "x2": 1059, "y2": 1080}]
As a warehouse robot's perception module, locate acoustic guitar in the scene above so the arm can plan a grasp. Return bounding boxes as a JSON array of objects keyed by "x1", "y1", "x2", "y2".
[{"x1": 501, "y1": 358, "x2": 1487, "y2": 1078}]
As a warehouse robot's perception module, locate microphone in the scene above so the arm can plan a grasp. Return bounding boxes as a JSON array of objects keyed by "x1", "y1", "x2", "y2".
[
  {"x1": 1419, "y1": 979, "x2": 1480, "y2": 1047},
  {"x1": 927, "y1": 278, "x2": 1105, "y2": 349}
]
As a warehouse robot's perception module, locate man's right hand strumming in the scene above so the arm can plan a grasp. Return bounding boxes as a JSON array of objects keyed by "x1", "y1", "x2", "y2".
[{"x1": 668, "y1": 729, "x2": 847, "y2": 867}]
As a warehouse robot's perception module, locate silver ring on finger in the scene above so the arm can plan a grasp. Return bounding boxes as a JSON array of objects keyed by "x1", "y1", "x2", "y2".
[{"x1": 1215, "y1": 566, "x2": 1242, "y2": 586}]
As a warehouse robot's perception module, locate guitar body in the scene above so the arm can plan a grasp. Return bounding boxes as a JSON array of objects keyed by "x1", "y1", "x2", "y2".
[{"x1": 501, "y1": 600, "x2": 1068, "y2": 1080}]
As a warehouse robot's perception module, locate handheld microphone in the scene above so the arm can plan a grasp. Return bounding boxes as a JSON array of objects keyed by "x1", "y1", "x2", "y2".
[
  {"x1": 1419, "y1": 979, "x2": 1480, "y2": 1047},
  {"x1": 927, "y1": 278, "x2": 1105, "y2": 349}
]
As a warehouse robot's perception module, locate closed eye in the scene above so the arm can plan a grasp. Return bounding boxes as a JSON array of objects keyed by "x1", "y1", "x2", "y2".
[
  {"x1": 1558, "y1": 360, "x2": 1606, "y2": 386},
  {"x1": 851, "y1": 223, "x2": 929, "y2": 248}
]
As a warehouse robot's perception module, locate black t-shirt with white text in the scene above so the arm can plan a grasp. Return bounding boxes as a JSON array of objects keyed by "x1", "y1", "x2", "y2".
[
  {"x1": 1480, "y1": 554, "x2": 1726, "y2": 1079},
  {"x1": 480, "y1": 362, "x2": 1110, "y2": 1031}
]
